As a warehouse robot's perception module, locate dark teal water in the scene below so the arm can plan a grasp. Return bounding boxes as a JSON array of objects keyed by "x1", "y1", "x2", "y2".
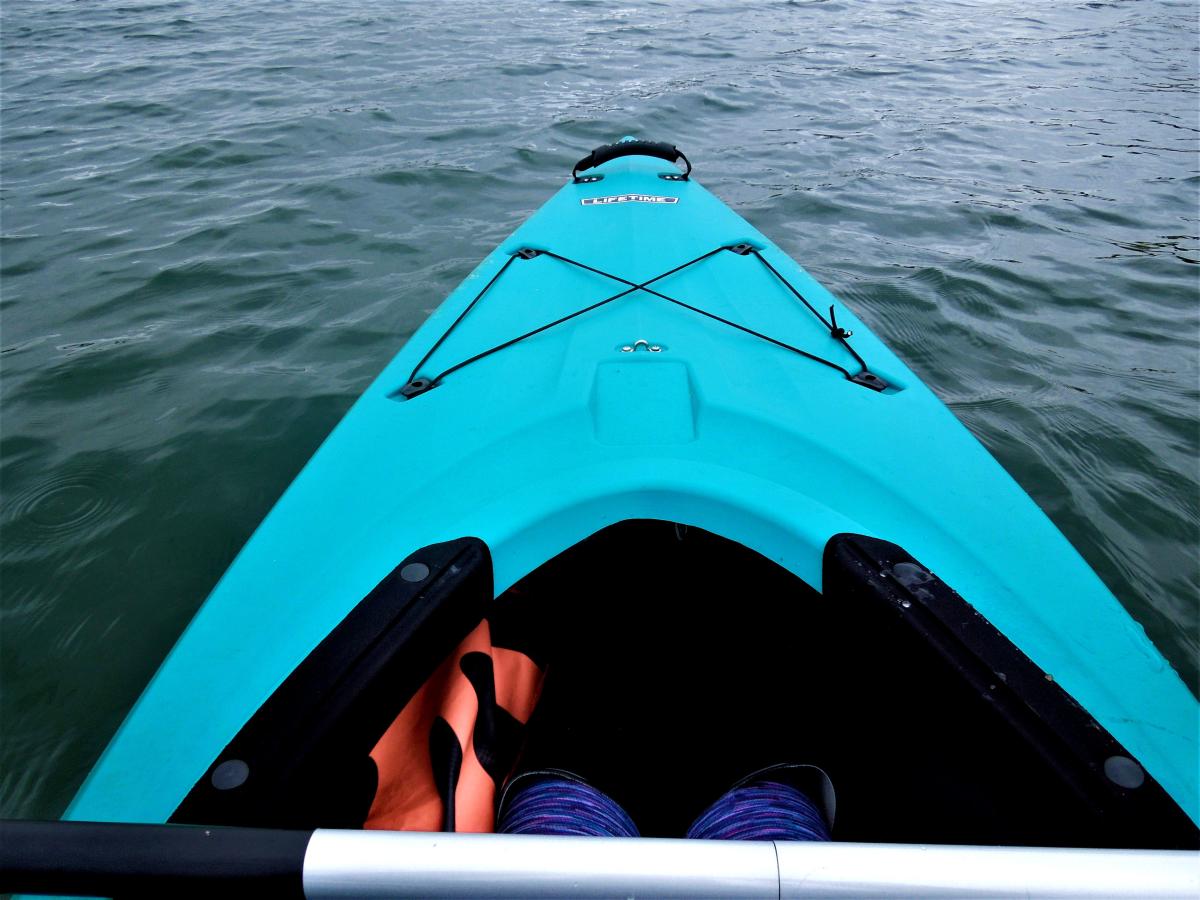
[{"x1": 2, "y1": 0, "x2": 1197, "y2": 820}]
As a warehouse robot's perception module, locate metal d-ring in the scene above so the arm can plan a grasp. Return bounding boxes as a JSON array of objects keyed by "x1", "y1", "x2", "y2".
[{"x1": 620, "y1": 339, "x2": 662, "y2": 353}]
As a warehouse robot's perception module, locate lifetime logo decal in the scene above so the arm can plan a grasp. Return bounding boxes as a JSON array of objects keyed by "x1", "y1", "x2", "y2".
[{"x1": 581, "y1": 194, "x2": 679, "y2": 206}]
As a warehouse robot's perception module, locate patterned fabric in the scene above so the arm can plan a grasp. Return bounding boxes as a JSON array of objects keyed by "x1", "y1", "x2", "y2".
[
  {"x1": 497, "y1": 775, "x2": 640, "y2": 837},
  {"x1": 685, "y1": 780, "x2": 831, "y2": 842}
]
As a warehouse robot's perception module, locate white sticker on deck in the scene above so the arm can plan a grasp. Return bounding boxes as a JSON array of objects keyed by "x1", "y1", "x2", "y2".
[{"x1": 581, "y1": 194, "x2": 679, "y2": 206}]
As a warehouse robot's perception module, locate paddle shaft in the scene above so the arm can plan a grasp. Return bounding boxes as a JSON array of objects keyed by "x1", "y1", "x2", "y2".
[{"x1": 3, "y1": 820, "x2": 1199, "y2": 899}]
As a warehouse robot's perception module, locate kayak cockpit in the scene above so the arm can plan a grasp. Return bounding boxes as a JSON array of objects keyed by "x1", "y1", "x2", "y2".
[{"x1": 171, "y1": 521, "x2": 1197, "y2": 849}]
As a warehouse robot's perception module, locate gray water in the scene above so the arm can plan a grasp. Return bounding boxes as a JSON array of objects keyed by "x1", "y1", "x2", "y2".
[{"x1": 1, "y1": 0, "x2": 1197, "y2": 820}]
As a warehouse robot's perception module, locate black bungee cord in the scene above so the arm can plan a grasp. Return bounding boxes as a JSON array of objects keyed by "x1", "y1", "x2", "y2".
[{"x1": 397, "y1": 244, "x2": 888, "y2": 399}]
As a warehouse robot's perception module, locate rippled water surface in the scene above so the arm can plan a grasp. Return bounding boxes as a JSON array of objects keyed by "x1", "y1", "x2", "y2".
[{"x1": 2, "y1": 0, "x2": 1197, "y2": 819}]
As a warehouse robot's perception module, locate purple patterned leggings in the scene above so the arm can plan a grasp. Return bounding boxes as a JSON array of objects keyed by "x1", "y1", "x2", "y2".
[{"x1": 498, "y1": 775, "x2": 830, "y2": 841}]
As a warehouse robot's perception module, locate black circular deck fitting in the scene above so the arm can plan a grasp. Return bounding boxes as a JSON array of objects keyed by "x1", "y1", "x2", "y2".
[
  {"x1": 400, "y1": 563, "x2": 430, "y2": 583},
  {"x1": 211, "y1": 759, "x2": 250, "y2": 791},
  {"x1": 1103, "y1": 755, "x2": 1145, "y2": 789}
]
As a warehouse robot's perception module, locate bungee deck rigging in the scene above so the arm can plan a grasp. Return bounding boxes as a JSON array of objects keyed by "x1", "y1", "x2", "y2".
[{"x1": 399, "y1": 243, "x2": 888, "y2": 399}]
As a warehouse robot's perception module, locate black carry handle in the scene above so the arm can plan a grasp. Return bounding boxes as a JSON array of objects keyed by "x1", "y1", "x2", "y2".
[{"x1": 572, "y1": 140, "x2": 691, "y2": 180}]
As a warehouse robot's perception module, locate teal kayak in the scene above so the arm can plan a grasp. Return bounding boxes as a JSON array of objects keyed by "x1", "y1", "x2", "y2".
[{"x1": 65, "y1": 140, "x2": 1197, "y2": 848}]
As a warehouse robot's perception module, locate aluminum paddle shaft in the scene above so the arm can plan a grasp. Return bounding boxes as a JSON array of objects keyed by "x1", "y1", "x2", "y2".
[{"x1": 3, "y1": 821, "x2": 1198, "y2": 899}]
